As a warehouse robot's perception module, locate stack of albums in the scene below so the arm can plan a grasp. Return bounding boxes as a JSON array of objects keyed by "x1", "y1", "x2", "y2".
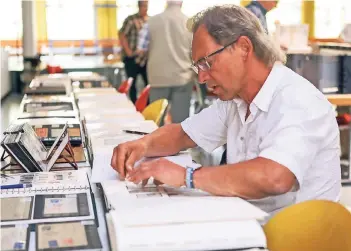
[{"x1": 0, "y1": 171, "x2": 102, "y2": 251}]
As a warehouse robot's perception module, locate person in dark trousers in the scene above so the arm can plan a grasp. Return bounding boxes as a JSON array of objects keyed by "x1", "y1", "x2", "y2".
[{"x1": 119, "y1": 0, "x2": 149, "y2": 103}]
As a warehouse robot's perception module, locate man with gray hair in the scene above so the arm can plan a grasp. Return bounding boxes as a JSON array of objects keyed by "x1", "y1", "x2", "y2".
[{"x1": 111, "y1": 5, "x2": 341, "y2": 217}]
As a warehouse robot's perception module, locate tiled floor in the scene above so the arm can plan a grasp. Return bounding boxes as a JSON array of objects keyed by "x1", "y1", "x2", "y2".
[{"x1": 1, "y1": 93, "x2": 350, "y2": 209}]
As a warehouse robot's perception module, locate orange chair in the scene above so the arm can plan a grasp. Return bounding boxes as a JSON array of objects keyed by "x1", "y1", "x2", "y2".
[
  {"x1": 117, "y1": 77, "x2": 133, "y2": 94},
  {"x1": 47, "y1": 65, "x2": 63, "y2": 74},
  {"x1": 264, "y1": 200, "x2": 351, "y2": 251},
  {"x1": 135, "y1": 85, "x2": 151, "y2": 112}
]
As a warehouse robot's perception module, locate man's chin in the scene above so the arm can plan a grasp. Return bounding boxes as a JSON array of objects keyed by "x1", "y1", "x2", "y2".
[{"x1": 217, "y1": 94, "x2": 236, "y2": 101}]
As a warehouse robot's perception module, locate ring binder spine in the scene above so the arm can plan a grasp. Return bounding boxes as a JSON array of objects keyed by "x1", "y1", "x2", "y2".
[{"x1": 0, "y1": 185, "x2": 90, "y2": 194}]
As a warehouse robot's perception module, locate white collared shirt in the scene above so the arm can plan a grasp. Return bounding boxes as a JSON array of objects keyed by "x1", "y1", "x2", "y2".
[{"x1": 181, "y1": 62, "x2": 341, "y2": 215}]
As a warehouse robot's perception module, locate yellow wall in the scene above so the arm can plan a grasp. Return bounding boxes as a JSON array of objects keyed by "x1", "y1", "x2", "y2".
[
  {"x1": 95, "y1": 0, "x2": 117, "y2": 40},
  {"x1": 240, "y1": 0, "x2": 251, "y2": 7},
  {"x1": 35, "y1": 0, "x2": 47, "y2": 42},
  {"x1": 301, "y1": 0, "x2": 315, "y2": 39}
]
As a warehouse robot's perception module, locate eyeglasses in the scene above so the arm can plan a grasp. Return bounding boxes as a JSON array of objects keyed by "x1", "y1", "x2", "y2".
[{"x1": 191, "y1": 39, "x2": 238, "y2": 74}]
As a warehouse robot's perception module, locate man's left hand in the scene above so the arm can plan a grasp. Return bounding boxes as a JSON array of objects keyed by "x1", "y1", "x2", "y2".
[{"x1": 126, "y1": 158, "x2": 186, "y2": 187}]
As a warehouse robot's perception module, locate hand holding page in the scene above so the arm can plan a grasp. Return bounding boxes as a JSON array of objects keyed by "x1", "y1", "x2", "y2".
[{"x1": 91, "y1": 152, "x2": 194, "y2": 183}]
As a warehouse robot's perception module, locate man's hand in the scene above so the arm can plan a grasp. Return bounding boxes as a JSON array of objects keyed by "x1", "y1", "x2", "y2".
[
  {"x1": 110, "y1": 139, "x2": 148, "y2": 180},
  {"x1": 127, "y1": 158, "x2": 186, "y2": 187},
  {"x1": 125, "y1": 49, "x2": 134, "y2": 57}
]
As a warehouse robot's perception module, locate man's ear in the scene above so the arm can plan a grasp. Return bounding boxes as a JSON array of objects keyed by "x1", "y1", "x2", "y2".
[{"x1": 236, "y1": 36, "x2": 253, "y2": 60}]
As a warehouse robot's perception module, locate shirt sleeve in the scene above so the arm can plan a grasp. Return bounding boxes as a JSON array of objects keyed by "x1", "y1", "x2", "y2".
[
  {"x1": 120, "y1": 16, "x2": 133, "y2": 36},
  {"x1": 181, "y1": 100, "x2": 229, "y2": 152},
  {"x1": 137, "y1": 23, "x2": 150, "y2": 51},
  {"x1": 258, "y1": 102, "x2": 338, "y2": 188}
]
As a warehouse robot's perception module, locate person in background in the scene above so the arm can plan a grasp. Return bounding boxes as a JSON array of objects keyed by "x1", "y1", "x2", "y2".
[
  {"x1": 245, "y1": 0, "x2": 279, "y2": 33},
  {"x1": 119, "y1": 0, "x2": 149, "y2": 103},
  {"x1": 111, "y1": 5, "x2": 341, "y2": 218},
  {"x1": 137, "y1": 0, "x2": 194, "y2": 123}
]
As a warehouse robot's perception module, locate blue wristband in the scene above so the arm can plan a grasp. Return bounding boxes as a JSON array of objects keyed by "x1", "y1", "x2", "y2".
[
  {"x1": 185, "y1": 167, "x2": 194, "y2": 189},
  {"x1": 185, "y1": 164, "x2": 202, "y2": 189}
]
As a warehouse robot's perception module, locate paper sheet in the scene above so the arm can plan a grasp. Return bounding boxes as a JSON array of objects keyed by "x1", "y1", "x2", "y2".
[
  {"x1": 1, "y1": 226, "x2": 28, "y2": 251},
  {"x1": 111, "y1": 210, "x2": 267, "y2": 251},
  {"x1": 37, "y1": 222, "x2": 88, "y2": 249},
  {"x1": 119, "y1": 197, "x2": 268, "y2": 226},
  {"x1": 0, "y1": 197, "x2": 32, "y2": 221},
  {"x1": 44, "y1": 197, "x2": 78, "y2": 216}
]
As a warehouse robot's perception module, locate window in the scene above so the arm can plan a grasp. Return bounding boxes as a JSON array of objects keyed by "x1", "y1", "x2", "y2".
[
  {"x1": 0, "y1": 0, "x2": 22, "y2": 40},
  {"x1": 182, "y1": 0, "x2": 240, "y2": 17},
  {"x1": 117, "y1": 0, "x2": 166, "y2": 29},
  {"x1": 117, "y1": 0, "x2": 240, "y2": 29},
  {"x1": 266, "y1": 0, "x2": 302, "y2": 34},
  {"x1": 117, "y1": 0, "x2": 137, "y2": 29},
  {"x1": 315, "y1": 0, "x2": 351, "y2": 38},
  {"x1": 46, "y1": 0, "x2": 95, "y2": 40}
]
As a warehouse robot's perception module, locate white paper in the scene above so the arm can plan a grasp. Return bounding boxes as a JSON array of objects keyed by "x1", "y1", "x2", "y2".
[
  {"x1": 120, "y1": 197, "x2": 268, "y2": 226},
  {"x1": 84, "y1": 112, "x2": 145, "y2": 124},
  {"x1": 86, "y1": 120, "x2": 157, "y2": 135},
  {"x1": 44, "y1": 197, "x2": 78, "y2": 215},
  {"x1": 112, "y1": 212, "x2": 266, "y2": 251}
]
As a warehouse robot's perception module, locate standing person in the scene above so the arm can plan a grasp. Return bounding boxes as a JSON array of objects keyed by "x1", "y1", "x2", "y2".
[
  {"x1": 245, "y1": 0, "x2": 278, "y2": 33},
  {"x1": 119, "y1": 0, "x2": 149, "y2": 103},
  {"x1": 137, "y1": 0, "x2": 194, "y2": 123}
]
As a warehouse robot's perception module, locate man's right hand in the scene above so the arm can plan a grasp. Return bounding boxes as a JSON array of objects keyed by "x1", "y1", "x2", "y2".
[
  {"x1": 110, "y1": 139, "x2": 148, "y2": 180},
  {"x1": 125, "y1": 49, "x2": 134, "y2": 57}
]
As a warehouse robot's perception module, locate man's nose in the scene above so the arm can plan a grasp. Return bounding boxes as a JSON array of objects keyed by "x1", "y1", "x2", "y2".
[{"x1": 198, "y1": 70, "x2": 209, "y2": 84}]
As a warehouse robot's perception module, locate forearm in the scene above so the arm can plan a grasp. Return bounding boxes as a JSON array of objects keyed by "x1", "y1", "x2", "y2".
[
  {"x1": 193, "y1": 157, "x2": 295, "y2": 199},
  {"x1": 142, "y1": 124, "x2": 197, "y2": 157},
  {"x1": 119, "y1": 33, "x2": 132, "y2": 55}
]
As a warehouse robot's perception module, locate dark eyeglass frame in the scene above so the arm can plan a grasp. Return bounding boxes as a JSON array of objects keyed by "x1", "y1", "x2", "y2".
[{"x1": 191, "y1": 38, "x2": 239, "y2": 74}]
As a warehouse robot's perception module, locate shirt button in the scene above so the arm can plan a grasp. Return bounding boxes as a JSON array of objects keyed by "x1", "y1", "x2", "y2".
[{"x1": 240, "y1": 137, "x2": 244, "y2": 141}]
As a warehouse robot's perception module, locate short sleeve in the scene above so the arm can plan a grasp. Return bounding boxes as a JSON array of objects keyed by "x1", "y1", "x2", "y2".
[
  {"x1": 120, "y1": 16, "x2": 133, "y2": 36},
  {"x1": 258, "y1": 103, "x2": 337, "y2": 188},
  {"x1": 181, "y1": 100, "x2": 229, "y2": 152}
]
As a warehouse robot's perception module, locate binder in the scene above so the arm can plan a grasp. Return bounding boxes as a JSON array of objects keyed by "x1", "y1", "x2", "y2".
[{"x1": 0, "y1": 170, "x2": 96, "y2": 226}]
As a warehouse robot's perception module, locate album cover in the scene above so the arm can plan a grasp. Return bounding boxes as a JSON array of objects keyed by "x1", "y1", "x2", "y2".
[
  {"x1": 0, "y1": 197, "x2": 33, "y2": 222},
  {"x1": 36, "y1": 221, "x2": 102, "y2": 251},
  {"x1": 0, "y1": 225, "x2": 30, "y2": 251},
  {"x1": 34, "y1": 193, "x2": 90, "y2": 219}
]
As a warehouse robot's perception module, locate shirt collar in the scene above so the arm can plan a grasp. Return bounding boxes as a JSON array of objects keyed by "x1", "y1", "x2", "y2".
[
  {"x1": 252, "y1": 62, "x2": 284, "y2": 112},
  {"x1": 251, "y1": 1, "x2": 268, "y2": 16}
]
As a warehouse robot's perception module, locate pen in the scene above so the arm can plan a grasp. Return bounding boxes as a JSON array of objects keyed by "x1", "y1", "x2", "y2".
[
  {"x1": 0, "y1": 184, "x2": 32, "y2": 190},
  {"x1": 123, "y1": 130, "x2": 149, "y2": 135}
]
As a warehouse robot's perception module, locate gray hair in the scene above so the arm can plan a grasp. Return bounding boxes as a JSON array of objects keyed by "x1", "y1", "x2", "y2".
[{"x1": 189, "y1": 5, "x2": 286, "y2": 66}]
